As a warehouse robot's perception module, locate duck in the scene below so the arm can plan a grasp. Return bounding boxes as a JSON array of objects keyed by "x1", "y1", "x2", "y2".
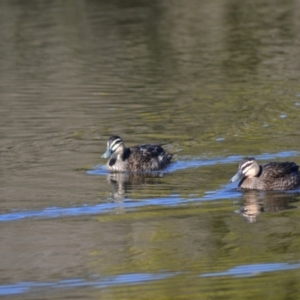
[
  {"x1": 101, "y1": 135, "x2": 173, "y2": 172},
  {"x1": 230, "y1": 157, "x2": 300, "y2": 190}
]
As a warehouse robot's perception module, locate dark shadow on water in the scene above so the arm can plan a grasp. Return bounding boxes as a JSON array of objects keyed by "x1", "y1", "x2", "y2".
[{"x1": 234, "y1": 190, "x2": 300, "y2": 223}]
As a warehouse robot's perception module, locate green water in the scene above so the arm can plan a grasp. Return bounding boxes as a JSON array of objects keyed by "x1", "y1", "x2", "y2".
[{"x1": 1, "y1": 0, "x2": 300, "y2": 299}]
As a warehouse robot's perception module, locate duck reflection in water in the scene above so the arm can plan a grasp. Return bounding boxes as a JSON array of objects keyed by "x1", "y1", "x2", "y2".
[
  {"x1": 238, "y1": 190, "x2": 299, "y2": 223},
  {"x1": 107, "y1": 172, "x2": 166, "y2": 201}
]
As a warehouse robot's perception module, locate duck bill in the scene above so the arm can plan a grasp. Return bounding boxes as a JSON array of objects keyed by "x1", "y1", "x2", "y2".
[
  {"x1": 230, "y1": 171, "x2": 243, "y2": 182},
  {"x1": 101, "y1": 149, "x2": 112, "y2": 158}
]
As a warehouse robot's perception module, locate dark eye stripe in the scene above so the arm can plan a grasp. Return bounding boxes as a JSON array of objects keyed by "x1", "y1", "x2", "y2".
[
  {"x1": 110, "y1": 138, "x2": 122, "y2": 151},
  {"x1": 241, "y1": 161, "x2": 253, "y2": 171}
]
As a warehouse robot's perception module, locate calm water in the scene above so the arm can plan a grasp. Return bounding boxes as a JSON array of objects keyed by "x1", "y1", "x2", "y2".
[{"x1": 1, "y1": 0, "x2": 300, "y2": 299}]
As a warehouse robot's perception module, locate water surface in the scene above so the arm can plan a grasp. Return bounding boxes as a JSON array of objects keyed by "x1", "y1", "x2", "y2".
[{"x1": 1, "y1": 0, "x2": 300, "y2": 299}]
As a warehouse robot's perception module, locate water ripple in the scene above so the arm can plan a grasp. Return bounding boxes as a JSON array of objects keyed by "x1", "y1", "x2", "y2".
[
  {"x1": 0, "y1": 194, "x2": 219, "y2": 222},
  {"x1": 201, "y1": 262, "x2": 300, "y2": 278},
  {"x1": 0, "y1": 272, "x2": 177, "y2": 296},
  {"x1": 0, "y1": 185, "x2": 243, "y2": 222},
  {"x1": 1, "y1": 151, "x2": 298, "y2": 222},
  {"x1": 1, "y1": 261, "x2": 300, "y2": 295},
  {"x1": 89, "y1": 151, "x2": 299, "y2": 175}
]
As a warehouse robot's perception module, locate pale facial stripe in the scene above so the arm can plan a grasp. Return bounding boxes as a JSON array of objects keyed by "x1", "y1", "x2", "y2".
[
  {"x1": 241, "y1": 161, "x2": 254, "y2": 174},
  {"x1": 110, "y1": 138, "x2": 122, "y2": 152}
]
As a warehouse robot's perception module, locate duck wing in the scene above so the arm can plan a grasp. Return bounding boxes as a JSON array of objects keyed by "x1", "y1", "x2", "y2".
[
  {"x1": 131, "y1": 143, "x2": 169, "y2": 158},
  {"x1": 262, "y1": 162, "x2": 299, "y2": 178}
]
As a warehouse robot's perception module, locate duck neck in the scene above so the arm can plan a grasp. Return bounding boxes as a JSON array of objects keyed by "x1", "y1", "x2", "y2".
[{"x1": 256, "y1": 165, "x2": 263, "y2": 177}]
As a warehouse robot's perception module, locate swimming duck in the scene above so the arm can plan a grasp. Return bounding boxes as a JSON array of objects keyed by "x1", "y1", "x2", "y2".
[
  {"x1": 230, "y1": 157, "x2": 300, "y2": 190},
  {"x1": 102, "y1": 135, "x2": 172, "y2": 172}
]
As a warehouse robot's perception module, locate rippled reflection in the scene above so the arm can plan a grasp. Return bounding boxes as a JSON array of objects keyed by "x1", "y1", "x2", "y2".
[
  {"x1": 1, "y1": 0, "x2": 300, "y2": 298},
  {"x1": 107, "y1": 172, "x2": 166, "y2": 200},
  {"x1": 238, "y1": 190, "x2": 300, "y2": 223}
]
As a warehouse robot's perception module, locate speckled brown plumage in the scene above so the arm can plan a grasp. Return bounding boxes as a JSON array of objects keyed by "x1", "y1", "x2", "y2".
[
  {"x1": 231, "y1": 157, "x2": 300, "y2": 190},
  {"x1": 102, "y1": 135, "x2": 172, "y2": 172}
]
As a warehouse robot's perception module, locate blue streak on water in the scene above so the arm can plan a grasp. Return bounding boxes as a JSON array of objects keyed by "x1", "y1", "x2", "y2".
[
  {"x1": 0, "y1": 187, "x2": 242, "y2": 222},
  {"x1": 1, "y1": 261, "x2": 300, "y2": 295},
  {"x1": 89, "y1": 151, "x2": 299, "y2": 175},
  {"x1": 1, "y1": 151, "x2": 298, "y2": 222},
  {"x1": 200, "y1": 262, "x2": 300, "y2": 278},
  {"x1": 0, "y1": 272, "x2": 176, "y2": 295}
]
